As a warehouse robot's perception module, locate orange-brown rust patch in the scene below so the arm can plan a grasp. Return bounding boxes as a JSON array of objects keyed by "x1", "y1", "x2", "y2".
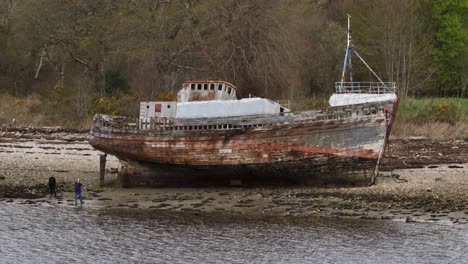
[
  {"x1": 190, "y1": 91, "x2": 216, "y2": 101},
  {"x1": 231, "y1": 142, "x2": 378, "y2": 159}
]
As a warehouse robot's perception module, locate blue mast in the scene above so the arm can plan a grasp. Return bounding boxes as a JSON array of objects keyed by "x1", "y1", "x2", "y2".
[{"x1": 339, "y1": 14, "x2": 353, "y2": 93}]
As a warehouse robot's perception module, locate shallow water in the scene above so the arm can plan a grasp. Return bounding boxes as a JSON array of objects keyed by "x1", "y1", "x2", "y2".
[{"x1": 1, "y1": 203, "x2": 467, "y2": 264}]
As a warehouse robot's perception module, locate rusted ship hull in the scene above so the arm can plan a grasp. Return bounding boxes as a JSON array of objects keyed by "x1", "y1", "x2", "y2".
[{"x1": 88, "y1": 100, "x2": 397, "y2": 186}]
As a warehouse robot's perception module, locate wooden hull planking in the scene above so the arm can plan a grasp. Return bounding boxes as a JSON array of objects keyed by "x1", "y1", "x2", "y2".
[{"x1": 88, "y1": 101, "x2": 396, "y2": 186}]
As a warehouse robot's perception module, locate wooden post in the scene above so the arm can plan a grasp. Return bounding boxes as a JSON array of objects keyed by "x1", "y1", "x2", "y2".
[{"x1": 99, "y1": 153, "x2": 107, "y2": 187}]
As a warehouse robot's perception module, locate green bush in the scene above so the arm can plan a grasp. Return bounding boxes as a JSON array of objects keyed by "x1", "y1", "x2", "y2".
[
  {"x1": 92, "y1": 94, "x2": 140, "y2": 118},
  {"x1": 397, "y1": 98, "x2": 467, "y2": 125}
]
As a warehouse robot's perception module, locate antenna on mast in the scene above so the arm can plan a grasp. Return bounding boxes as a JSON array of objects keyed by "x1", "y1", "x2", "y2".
[
  {"x1": 338, "y1": 14, "x2": 386, "y2": 92},
  {"x1": 339, "y1": 14, "x2": 352, "y2": 93},
  {"x1": 346, "y1": 14, "x2": 351, "y2": 48}
]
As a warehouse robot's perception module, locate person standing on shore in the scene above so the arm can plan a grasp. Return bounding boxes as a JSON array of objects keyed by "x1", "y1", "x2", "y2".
[
  {"x1": 48, "y1": 176, "x2": 57, "y2": 198},
  {"x1": 74, "y1": 178, "x2": 83, "y2": 206}
]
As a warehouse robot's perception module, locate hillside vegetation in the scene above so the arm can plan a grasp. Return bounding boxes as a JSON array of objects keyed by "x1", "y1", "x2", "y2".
[
  {"x1": 0, "y1": 0, "x2": 467, "y2": 135},
  {"x1": 392, "y1": 98, "x2": 468, "y2": 139}
]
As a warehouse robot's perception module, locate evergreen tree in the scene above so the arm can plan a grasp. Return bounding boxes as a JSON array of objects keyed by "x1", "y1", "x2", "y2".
[{"x1": 420, "y1": 0, "x2": 468, "y2": 96}]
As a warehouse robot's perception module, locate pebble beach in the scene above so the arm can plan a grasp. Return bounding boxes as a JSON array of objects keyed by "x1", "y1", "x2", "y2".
[{"x1": 1, "y1": 127, "x2": 467, "y2": 224}]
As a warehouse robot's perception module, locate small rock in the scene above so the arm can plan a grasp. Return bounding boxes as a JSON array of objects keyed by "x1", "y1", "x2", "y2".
[{"x1": 426, "y1": 188, "x2": 432, "y2": 192}]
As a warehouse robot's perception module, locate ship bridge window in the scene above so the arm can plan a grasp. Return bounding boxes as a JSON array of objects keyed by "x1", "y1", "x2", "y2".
[
  {"x1": 218, "y1": 84, "x2": 223, "y2": 91},
  {"x1": 203, "y1": 84, "x2": 208, "y2": 90},
  {"x1": 228, "y1": 87, "x2": 232, "y2": 94},
  {"x1": 191, "y1": 84, "x2": 195, "y2": 90},
  {"x1": 210, "y1": 84, "x2": 215, "y2": 90},
  {"x1": 197, "y1": 84, "x2": 202, "y2": 90}
]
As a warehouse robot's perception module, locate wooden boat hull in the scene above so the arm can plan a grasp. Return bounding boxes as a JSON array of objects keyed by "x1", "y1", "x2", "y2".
[{"x1": 88, "y1": 100, "x2": 397, "y2": 186}]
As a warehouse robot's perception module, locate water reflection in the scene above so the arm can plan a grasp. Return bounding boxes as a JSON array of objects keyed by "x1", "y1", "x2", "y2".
[{"x1": 1, "y1": 203, "x2": 467, "y2": 263}]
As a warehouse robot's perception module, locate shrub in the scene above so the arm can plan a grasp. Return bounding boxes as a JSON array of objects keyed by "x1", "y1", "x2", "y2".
[{"x1": 397, "y1": 98, "x2": 464, "y2": 125}]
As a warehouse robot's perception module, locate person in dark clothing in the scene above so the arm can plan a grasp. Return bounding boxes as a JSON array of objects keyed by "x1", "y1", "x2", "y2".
[
  {"x1": 48, "y1": 176, "x2": 57, "y2": 198},
  {"x1": 74, "y1": 178, "x2": 83, "y2": 206}
]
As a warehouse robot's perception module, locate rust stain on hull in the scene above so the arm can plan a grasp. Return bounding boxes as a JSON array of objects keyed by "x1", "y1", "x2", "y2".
[
  {"x1": 230, "y1": 142, "x2": 378, "y2": 159},
  {"x1": 89, "y1": 101, "x2": 396, "y2": 186}
]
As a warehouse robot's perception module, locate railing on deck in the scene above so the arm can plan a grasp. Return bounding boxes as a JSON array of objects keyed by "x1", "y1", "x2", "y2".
[
  {"x1": 94, "y1": 115, "x2": 140, "y2": 131},
  {"x1": 95, "y1": 115, "x2": 193, "y2": 132},
  {"x1": 139, "y1": 117, "x2": 175, "y2": 130},
  {"x1": 92, "y1": 100, "x2": 389, "y2": 134},
  {"x1": 335, "y1": 82, "x2": 396, "y2": 94}
]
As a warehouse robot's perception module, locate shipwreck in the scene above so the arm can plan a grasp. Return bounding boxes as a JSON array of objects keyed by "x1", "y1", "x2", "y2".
[{"x1": 88, "y1": 16, "x2": 398, "y2": 186}]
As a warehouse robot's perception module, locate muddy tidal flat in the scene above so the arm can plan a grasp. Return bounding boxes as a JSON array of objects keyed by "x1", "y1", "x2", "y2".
[{"x1": 1, "y1": 126, "x2": 467, "y2": 224}]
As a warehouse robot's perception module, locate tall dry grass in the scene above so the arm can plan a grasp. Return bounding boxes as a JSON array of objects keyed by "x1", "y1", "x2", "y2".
[
  {"x1": 392, "y1": 97, "x2": 468, "y2": 139},
  {"x1": 0, "y1": 93, "x2": 93, "y2": 128},
  {"x1": 0, "y1": 93, "x2": 47, "y2": 126},
  {"x1": 392, "y1": 120, "x2": 468, "y2": 140}
]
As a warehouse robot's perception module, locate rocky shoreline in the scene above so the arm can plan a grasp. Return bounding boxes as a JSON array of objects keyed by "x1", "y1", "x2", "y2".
[{"x1": 1, "y1": 127, "x2": 467, "y2": 224}]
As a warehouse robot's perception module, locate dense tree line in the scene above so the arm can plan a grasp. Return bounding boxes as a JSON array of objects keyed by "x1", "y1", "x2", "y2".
[{"x1": 0, "y1": 0, "x2": 466, "y2": 118}]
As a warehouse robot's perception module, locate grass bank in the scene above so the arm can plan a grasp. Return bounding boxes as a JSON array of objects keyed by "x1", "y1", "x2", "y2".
[
  {"x1": 0, "y1": 93, "x2": 93, "y2": 128},
  {"x1": 0, "y1": 92, "x2": 140, "y2": 129},
  {"x1": 292, "y1": 97, "x2": 468, "y2": 139},
  {"x1": 392, "y1": 97, "x2": 468, "y2": 139}
]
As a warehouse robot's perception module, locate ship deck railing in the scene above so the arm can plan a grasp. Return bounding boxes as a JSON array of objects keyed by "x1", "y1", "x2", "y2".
[
  {"x1": 335, "y1": 82, "x2": 396, "y2": 94},
  {"x1": 92, "y1": 101, "x2": 391, "y2": 133}
]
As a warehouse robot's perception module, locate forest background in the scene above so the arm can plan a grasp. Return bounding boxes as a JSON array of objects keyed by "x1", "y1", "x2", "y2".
[{"x1": 0, "y1": 0, "x2": 467, "y2": 137}]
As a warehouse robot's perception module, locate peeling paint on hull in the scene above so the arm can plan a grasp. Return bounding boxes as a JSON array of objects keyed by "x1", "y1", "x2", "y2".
[{"x1": 88, "y1": 101, "x2": 397, "y2": 186}]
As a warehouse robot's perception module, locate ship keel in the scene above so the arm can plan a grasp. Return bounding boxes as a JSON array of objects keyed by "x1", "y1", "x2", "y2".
[{"x1": 118, "y1": 154, "x2": 376, "y2": 187}]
